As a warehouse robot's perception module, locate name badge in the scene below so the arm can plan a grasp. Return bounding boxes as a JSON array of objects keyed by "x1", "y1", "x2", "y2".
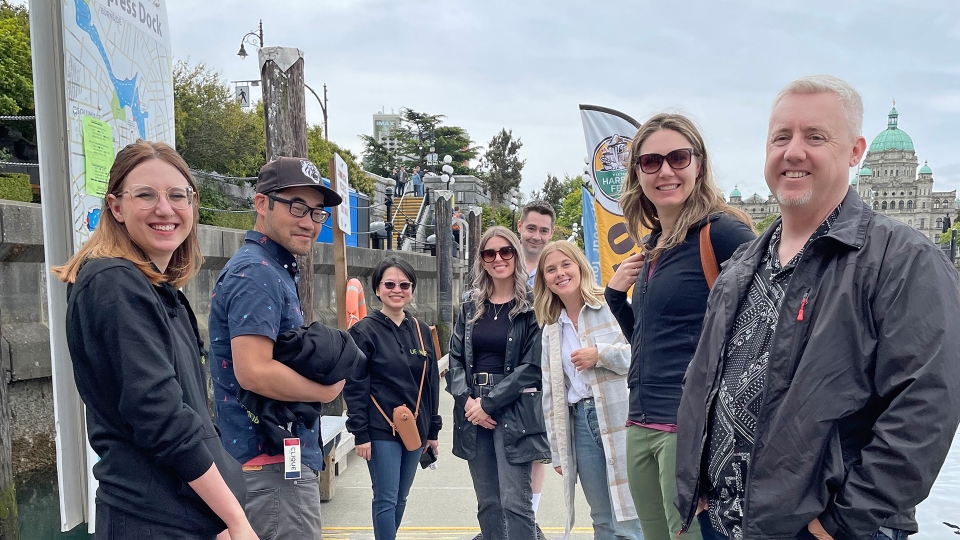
[{"x1": 284, "y1": 438, "x2": 301, "y2": 480}]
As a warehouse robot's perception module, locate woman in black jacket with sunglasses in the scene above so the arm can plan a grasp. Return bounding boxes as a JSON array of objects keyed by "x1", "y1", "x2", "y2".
[
  {"x1": 446, "y1": 226, "x2": 550, "y2": 540},
  {"x1": 344, "y1": 257, "x2": 441, "y2": 540}
]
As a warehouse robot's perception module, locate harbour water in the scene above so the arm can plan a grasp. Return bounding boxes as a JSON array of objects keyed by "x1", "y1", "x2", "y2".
[{"x1": 916, "y1": 428, "x2": 960, "y2": 539}]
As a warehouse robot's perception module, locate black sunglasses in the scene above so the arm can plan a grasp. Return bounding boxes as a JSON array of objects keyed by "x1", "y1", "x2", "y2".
[
  {"x1": 267, "y1": 193, "x2": 330, "y2": 224},
  {"x1": 480, "y1": 246, "x2": 516, "y2": 263},
  {"x1": 382, "y1": 280, "x2": 412, "y2": 291},
  {"x1": 637, "y1": 148, "x2": 699, "y2": 175}
]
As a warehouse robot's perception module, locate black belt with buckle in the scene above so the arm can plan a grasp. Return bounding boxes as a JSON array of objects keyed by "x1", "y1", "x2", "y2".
[
  {"x1": 473, "y1": 372, "x2": 505, "y2": 386},
  {"x1": 569, "y1": 397, "x2": 594, "y2": 411}
]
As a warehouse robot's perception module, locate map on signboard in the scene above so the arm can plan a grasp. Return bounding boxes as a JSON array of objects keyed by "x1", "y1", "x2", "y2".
[{"x1": 62, "y1": 0, "x2": 174, "y2": 244}]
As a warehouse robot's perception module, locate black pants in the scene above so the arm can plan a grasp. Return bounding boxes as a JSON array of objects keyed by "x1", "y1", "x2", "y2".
[{"x1": 96, "y1": 501, "x2": 215, "y2": 540}]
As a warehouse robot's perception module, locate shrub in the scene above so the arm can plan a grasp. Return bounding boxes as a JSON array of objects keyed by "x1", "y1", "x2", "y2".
[{"x1": 0, "y1": 173, "x2": 32, "y2": 202}]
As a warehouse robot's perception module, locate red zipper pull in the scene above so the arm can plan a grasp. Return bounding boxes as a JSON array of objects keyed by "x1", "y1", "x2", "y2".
[{"x1": 797, "y1": 291, "x2": 810, "y2": 321}]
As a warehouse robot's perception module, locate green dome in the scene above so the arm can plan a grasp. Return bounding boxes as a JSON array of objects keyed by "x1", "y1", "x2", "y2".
[
  {"x1": 730, "y1": 185, "x2": 741, "y2": 197},
  {"x1": 919, "y1": 161, "x2": 932, "y2": 175},
  {"x1": 868, "y1": 106, "x2": 914, "y2": 152},
  {"x1": 859, "y1": 167, "x2": 872, "y2": 176},
  {"x1": 850, "y1": 175, "x2": 858, "y2": 186}
]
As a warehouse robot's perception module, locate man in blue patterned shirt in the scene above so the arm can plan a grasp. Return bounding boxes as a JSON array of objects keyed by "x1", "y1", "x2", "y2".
[{"x1": 209, "y1": 156, "x2": 345, "y2": 539}]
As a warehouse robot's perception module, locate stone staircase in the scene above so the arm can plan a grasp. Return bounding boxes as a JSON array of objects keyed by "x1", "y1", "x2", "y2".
[{"x1": 392, "y1": 195, "x2": 424, "y2": 249}]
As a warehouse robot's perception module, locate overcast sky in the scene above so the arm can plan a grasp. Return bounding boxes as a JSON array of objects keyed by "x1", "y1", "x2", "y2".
[{"x1": 160, "y1": 1, "x2": 959, "y2": 198}]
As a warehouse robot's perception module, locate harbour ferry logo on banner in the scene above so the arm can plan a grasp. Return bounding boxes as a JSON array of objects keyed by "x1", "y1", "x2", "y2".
[{"x1": 592, "y1": 134, "x2": 631, "y2": 204}]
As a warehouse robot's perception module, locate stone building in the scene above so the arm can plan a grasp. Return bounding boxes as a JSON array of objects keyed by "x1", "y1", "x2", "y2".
[
  {"x1": 728, "y1": 187, "x2": 779, "y2": 224},
  {"x1": 853, "y1": 105, "x2": 957, "y2": 242},
  {"x1": 728, "y1": 105, "x2": 957, "y2": 242}
]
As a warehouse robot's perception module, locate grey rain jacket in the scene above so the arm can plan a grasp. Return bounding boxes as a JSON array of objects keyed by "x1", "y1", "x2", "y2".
[
  {"x1": 445, "y1": 299, "x2": 550, "y2": 464},
  {"x1": 675, "y1": 188, "x2": 960, "y2": 540}
]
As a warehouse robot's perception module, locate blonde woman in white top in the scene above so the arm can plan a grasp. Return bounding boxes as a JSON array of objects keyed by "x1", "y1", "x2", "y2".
[{"x1": 533, "y1": 241, "x2": 641, "y2": 540}]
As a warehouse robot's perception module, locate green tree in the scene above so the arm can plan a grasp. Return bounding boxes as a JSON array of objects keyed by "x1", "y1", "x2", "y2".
[
  {"x1": 479, "y1": 128, "x2": 524, "y2": 207},
  {"x1": 938, "y1": 213, "x2": 960, "y2": 244},
  {"x1": 755, "y1": 213, "x2": 779, "y2": 232},
  {"x1": 394, "y1": 108, "x2": 443, "y2": 167},
  {"x1": 173, "y1": 60, "x2": 265, "y2": 179},
  {"x1": 360, "y1": 108, "x2": 480, "y2": 177},
  {"x1": 479, "y1": 203, "x2": 516, "y2": 231},
  {"x1": 552, "y1": 175, "x2": 586, "y2": 247},
  {"x1": 431, "y1": 124, "x2": 480, "y2": 175},
  {"x1": 0, "y1": 1, "x2": 31, "y2": 117},
  {"x1": 358, "y1": 134, "x2": 394, "y2": 178},
  {"x1": 306, "y1": 125, "x2": 373, "y2": 196},
  {"x1": 530, "y1": 174, "x2": 567, "y2": 210}
]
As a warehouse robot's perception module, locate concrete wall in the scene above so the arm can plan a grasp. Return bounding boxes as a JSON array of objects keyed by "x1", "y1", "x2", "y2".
[{"x1": 0, "y1": 200, "x2": 461, "y2": 473}]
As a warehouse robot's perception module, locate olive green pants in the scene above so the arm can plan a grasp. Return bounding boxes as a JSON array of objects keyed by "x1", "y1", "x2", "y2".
[{"x1": 625, "y1": 425, "x2": 702, "y2": 540}]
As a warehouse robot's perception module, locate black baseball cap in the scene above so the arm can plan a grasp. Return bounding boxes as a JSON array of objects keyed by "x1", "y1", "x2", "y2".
[{"x1": 256, "y1": 156, "x2": 342, "y2": 207}]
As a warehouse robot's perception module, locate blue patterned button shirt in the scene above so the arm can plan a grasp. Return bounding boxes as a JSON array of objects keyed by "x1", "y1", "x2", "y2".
[{"x1": 208, "y1": 231, "x2": 324, "y2": 471}]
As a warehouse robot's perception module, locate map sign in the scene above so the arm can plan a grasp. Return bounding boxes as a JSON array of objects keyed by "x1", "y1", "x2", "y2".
[{"x1": 62, "y1": 0, "x2": 174, "y2": 245}]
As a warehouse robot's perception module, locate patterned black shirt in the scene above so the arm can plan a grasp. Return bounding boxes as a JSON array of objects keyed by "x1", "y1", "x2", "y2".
[{"x1": 704, "y1": 206, "x2": 840, "y2": 539}]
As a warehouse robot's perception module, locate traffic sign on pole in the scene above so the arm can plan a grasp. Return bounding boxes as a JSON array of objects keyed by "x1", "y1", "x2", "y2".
[
  {"x1": 236, "y1": 84, "x2": 250, "y2": 108},
  {"x1": 334, "y1": 153, "x2": 351, "y2": 234}
]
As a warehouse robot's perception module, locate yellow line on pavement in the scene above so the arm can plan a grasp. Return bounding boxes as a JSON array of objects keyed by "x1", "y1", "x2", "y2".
[{"x1": 323, "y1": 526, "x2": 594, "y2": 531}]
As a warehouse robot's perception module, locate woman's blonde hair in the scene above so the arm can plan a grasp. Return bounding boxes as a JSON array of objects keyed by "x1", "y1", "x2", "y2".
[
  {"x1": 619, "y1": 113, "x2": 752, "y2": 260},
  {"x1": 533, "y1": 241, "x2": 604, "y2": 326},
  {"x1": 469, "y1": 225, "x2": 530, "y2": 323},
  {"x1": 52, "y1": 140, "x2": 202, "y2": 288}
]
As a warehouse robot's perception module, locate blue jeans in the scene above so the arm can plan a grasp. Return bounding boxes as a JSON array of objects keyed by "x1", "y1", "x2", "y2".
[
  {"x1": 367, "y1": 439, "x2": 422, "y2": 540},
  {"x1": 696, "y1": 512, "x2": 907, "y2": 540},
  {"x1": 468, "y1": 419, "x2": 536, "y2": 540},
  {"x1": 572, "y1": 400, "x2": 644, "y2": 540}
]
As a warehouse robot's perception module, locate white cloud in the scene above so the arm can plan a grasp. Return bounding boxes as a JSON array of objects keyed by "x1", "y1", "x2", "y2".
[{"x1": 164, "y1": 0, "x2": 960, "y2": 200}]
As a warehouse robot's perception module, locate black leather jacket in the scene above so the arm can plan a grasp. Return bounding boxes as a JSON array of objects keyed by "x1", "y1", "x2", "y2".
[
  {"x1": 445, "y1": 299, "x2": 549, "y2": 464},
  {"x1": 675, "y1": 188, "x2": 960, "y2": 539}
]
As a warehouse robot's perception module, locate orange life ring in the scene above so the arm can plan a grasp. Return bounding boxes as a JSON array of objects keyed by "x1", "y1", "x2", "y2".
[{"x1": 346, "y1": 278, "x2": 366, "y2": 328}]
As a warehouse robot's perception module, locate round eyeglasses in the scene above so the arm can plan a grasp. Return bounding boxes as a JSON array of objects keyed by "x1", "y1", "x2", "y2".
[{"x1": 120, "y1": 185, "x2": 195, "y2": 210}]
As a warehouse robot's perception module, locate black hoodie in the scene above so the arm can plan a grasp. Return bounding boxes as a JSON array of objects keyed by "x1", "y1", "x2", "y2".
[
  {"x1": 65, "y1": 258, "x2": 245, "y2": 535},
  {"x1": 345, "y1": 310, "x2": 442, "y2": 446}
]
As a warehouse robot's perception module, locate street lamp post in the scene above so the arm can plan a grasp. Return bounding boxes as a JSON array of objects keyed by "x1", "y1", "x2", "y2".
[
  {"x1": 238, "y1": 21, "x2": 328, "y2": 140},
  {"x1": 304, "y1": 83, "x2": 328, "y2": 141},
  {"x1": 385, "y1": 187, "x2": 395, "y2": 250},
  {"x1": 237, "y1": 19, "x2": 264, "y2": 57},
  {"x1": 440, "y1": 155, "x2": 455, "y2": 190}
]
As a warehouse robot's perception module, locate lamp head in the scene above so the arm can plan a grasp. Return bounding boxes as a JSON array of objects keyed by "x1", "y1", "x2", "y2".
[{"x1": 238, "y1": 43, "x2": 248, "y2": 59}]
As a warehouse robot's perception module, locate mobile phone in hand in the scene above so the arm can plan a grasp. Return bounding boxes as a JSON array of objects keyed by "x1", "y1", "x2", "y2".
[{"x1": 420, "y1": 446, "x2": 437, "y2": 469}]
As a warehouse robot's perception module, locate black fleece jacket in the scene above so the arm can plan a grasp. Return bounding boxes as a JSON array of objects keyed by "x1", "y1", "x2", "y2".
[
  {"x1": 65, "y1": 258, "x2": 245, "y2": 535},
  {"x1": 605, "y1": 213, "x2": 755, "y2": 424},
  {"x1": 238, "y1": 321, "x2": 363, "y2": 455},
  {"x1": 344, "y1": 310, "x2": 442, "y2": 446}
]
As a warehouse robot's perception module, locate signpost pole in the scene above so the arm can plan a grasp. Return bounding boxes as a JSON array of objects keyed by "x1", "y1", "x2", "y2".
[{"x1": 331, "y1": 156, "x2": 348, "y2": 331}]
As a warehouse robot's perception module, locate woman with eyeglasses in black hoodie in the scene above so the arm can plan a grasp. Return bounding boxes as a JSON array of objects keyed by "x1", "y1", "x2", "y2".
[{"x1": 344, "y1": 256, "x2": 441, "y2": 540}]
